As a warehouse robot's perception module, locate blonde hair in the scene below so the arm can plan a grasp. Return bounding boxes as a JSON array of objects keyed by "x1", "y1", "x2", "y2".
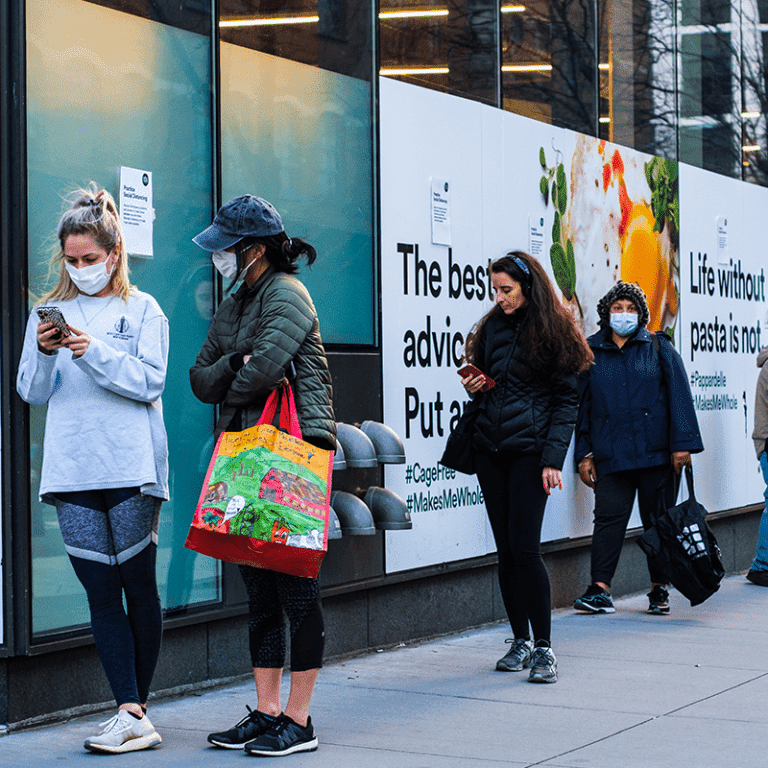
[{"x1": 40, "y1": 182, "x2": 135, "y2": 304}]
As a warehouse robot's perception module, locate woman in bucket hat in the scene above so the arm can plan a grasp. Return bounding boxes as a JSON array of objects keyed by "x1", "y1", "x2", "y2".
[
  {"x1": 573, "y1": 282, "x2": 703, "y2": 615},
  {"x1": 190, "y1": 195, "x2": 335, "y2": 757}
]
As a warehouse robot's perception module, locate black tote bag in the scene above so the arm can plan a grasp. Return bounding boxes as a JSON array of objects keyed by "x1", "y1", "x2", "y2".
[{"x1": 637, "y1": 466, "x2": 724, "y2": 606}]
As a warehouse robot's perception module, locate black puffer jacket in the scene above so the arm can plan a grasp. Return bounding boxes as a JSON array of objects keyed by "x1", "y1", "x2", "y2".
[
  {"x1": 472, "y1": 310, "x2": 578, "y2": 469},
  {"x1": 190, "y1": 266, "x2": 336, "y2": 449}
]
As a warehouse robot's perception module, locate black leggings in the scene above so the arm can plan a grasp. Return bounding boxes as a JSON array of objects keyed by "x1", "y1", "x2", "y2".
[
  {"x1": 591, "y1": 465, "x2": 679, "y2": 586},
  {"x1": 238, "y1": 565, "x2": 324, "y2": 671},
  {"x1": 475, "y1": 451, "x2": 551, "y2": 644}
]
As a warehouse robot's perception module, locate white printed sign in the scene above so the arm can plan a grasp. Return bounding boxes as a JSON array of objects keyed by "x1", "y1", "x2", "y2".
[
  {"x1": 430, "y1": 177, "x2": 452, "y2": 246},
  {"x1": 119, "y1": 166, "x2": 154, "y2": 257}
]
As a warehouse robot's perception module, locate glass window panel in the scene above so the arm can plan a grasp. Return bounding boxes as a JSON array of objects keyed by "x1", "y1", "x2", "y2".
[
  {"x1": 219, "y1": 0, "x2": 375, "y2": 344},
  {"x1": 739, "y1": 14, "x2": 768, "y2": 184},
  {"x1": 379, "y1": 0, "x2": 499, "y2": 106},
  {"x1": 221, "y1": 0, "x2": 372, "y2": 78},
  {"x1": 81, "y1": 0, "x2": 212, "y2": 32},
  {"x1": 501, "y1": 0, "x2": 597, "y2": 134},
  {"x1": 680, "y1": 123, "x2": 740, "y2": 174},
  {"x1": 678, "y1": 0, "x2": 743, "y2": 179},
  {"x1": 599, "y1": 0, "x2": 678, "y2": 157},
  {"x1": 26, "y1": 0, "x2": 219, "y2": 635},
  {"x1": 681, "y1": 0, "x2": 731, "y2": 27},
  {"x1": 681, "y1": 32, "x2": 734, "y2": 118}
]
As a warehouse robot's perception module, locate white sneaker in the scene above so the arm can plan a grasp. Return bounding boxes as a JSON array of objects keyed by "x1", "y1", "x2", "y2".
[{"x1": 84, "y1": 709, "x2": 162, "y2": 753}]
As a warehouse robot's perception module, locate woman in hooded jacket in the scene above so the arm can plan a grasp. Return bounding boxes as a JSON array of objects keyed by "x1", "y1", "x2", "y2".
[
  {"x1": 572, "y1": 282, "x2": 703, "y2": 616},
  {"x1": 462, "y1": 252, "x2": 593, "y2": 684},
  {"x1": 189, "y1": 195, "x2": 335, "y2": 757}
]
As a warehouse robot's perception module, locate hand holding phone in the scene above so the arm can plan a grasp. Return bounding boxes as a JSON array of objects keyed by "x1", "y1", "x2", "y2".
[
  {"x1": 36, "y1": 306, "x2": 72, "y2": 354},
  {"x1": 458, "y1": 363, "x2": 496, "y2": 392},
  {"x1": 37, "y1": 306, "x2": 71, "y2": 339}
]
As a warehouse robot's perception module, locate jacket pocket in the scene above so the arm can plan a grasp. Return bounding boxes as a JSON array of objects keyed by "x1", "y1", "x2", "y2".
[
  {"x1": 591, "y1": 415, "x2": 614, "y2": 462},
  {"x1": 642, "y1": 407, "x2": 668, "y2": 452}
]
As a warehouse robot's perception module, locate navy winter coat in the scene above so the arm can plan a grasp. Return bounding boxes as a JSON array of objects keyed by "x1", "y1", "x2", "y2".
[
  {"x1": 472, "y1": 310, "x2": 579, "y2": 470},
  {"x1": 575, "y1": 327, "x2": 703, "y2": 476}
]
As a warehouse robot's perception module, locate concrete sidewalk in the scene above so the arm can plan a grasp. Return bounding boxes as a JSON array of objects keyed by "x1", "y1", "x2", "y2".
[{"x1": 2, "y1": 572, "x2": 767, "y2": 767}]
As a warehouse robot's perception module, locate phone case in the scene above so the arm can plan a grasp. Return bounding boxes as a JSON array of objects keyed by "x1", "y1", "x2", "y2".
[
  {"x1": 457, "y1": 364, "x2": 496, "y2": 392},
  {"x1": 36, "y1": 306, "x2": 71, "y2": 338}
]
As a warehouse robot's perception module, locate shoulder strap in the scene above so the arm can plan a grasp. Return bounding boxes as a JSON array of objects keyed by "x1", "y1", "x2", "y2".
[{"x1": 651, "y1": 332, "x2": 660, "y2": 354}]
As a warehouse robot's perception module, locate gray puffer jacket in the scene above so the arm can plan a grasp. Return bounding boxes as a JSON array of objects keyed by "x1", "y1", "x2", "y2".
[{"x1": 190, "y1": 266, "x2": 336, "y2": 449}]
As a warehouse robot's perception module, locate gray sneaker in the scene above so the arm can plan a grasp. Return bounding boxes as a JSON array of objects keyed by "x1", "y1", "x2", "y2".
[
  {"x1": 528, "y1": 645, "x2": 557, "y2": 683},
  {"x1": 496, "y1": 638, "x2": 533, "y2": 671}
]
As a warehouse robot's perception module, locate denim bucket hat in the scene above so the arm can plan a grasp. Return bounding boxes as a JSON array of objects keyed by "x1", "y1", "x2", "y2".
[{"x1": 192, "y1": 195, "x2": 284, "y2": 251}]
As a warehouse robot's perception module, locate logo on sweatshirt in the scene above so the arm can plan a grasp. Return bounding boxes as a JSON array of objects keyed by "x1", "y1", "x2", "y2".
[{"x1": 107, "y1": 315, "x2": 134, "y2": 342}]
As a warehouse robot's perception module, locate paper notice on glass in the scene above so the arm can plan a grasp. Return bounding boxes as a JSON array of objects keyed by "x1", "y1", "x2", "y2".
[
  {"x1": 716, "y1": 216, "x2": 728, "y2": 264},
  {"x1": 528, "y1": 215, "x2": 545, "y2": 258},
  {"x1": 431, "y1": 178, "x2": 452, "y2": 246},
  {"x1": 119, "y1": 167, "x2": 155, "y2": 258}
]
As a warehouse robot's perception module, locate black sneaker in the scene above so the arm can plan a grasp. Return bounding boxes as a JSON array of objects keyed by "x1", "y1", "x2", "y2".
[
  {"x1": 496, "y1": 638, "x2": 533, "y2": 672},
  {"x1": 244, "y1": 714, "x2": 318, "y2": 756},
  {"x1": 207, "y1": 706, "x2": 276, "y2": 749},
  {"x1": 747, "y1": 570, "x2": 768, "y2": 587},
  {"x1": 647, "y1": 585, "x2": 670, "y2": 614},
  {"x1": 573, "y1": 584, "x2": 615, "y2": 614}
]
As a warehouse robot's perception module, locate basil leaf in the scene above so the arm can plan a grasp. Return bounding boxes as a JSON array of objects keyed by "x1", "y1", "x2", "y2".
[{"x1": 550, "y1": 242, "x2": 574, "y2": 300}]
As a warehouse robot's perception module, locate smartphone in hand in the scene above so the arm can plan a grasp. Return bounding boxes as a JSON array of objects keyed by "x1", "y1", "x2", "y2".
[
  {"x1": 36, "y1": 306, "x2": 71, "y2": 340},
  {"x1": 457, "y1": 363, "x2": 496, "y2": 392}
]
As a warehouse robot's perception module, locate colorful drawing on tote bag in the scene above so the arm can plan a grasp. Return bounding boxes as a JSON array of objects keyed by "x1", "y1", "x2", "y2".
[
  {"x1": 190, "y1": 426, "x2": 330, "y2": 549},
  {"x1": 185, "y1": 384, "x2": 333, "y2": 578}
]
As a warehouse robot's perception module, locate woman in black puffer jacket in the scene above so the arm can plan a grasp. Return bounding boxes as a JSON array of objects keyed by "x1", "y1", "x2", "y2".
[
  {"x1": 190, "y1": 195, "x2": 335, "y2": 757},
  {"x1": 462, "y1": 252, "x2": 592, "y2": 684}
]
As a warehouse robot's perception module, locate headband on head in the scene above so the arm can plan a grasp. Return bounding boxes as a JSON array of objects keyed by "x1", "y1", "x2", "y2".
[{"x1": 513, "y1": 256, "x2": 530, "y2": 276}]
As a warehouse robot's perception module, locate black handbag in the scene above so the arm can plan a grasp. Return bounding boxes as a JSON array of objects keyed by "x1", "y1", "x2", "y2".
[
  {"x1": 637, "y1": 466, "x2": 724, "y2": 606},
  {"x1": 439, "y1": 400, "x2": 481, "y2": 475}
]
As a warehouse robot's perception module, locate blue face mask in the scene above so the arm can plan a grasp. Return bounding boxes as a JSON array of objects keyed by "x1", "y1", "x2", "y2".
[{"x1": 610, "y1": 312, "x2": 639, "y2": 336}]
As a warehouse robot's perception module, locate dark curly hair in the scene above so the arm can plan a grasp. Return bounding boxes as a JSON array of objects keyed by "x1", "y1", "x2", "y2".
[
  {"x1": 465, "y1": 252, "x2": 593, "y2": 378},
  {"x1": 596, "y1": 281, "x2": 650, "y2": 329}
]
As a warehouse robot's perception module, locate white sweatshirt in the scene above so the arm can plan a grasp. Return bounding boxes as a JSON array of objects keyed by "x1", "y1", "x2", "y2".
[{"x1": 17, "y1": 290, "x2": 169, "y2": 503}]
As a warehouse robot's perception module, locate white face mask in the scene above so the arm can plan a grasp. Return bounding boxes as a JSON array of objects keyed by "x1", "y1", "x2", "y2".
[
  {"x1": 65, "y1": 259, "x2": 114, "y2": 296},
  {"x1": 212, "y1": 250, "x2": 239, "y2": 279},
  {"x1": 609, "y1": 311, "x2": 639, "y2": 337}
]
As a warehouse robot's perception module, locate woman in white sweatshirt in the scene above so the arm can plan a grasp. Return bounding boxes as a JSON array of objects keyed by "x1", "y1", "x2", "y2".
[{"x1": 16, "y1": 183, "x2": 168, "y2": 754}]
